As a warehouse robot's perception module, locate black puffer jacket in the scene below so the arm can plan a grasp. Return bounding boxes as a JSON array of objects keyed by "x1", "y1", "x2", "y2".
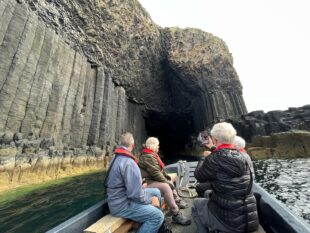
[{"x1": 194, "y1": 148, "x2": 259, "y2": 233}]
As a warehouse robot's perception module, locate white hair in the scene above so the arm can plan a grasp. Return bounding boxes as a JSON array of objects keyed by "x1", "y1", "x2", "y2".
[
  {"x1": 120, "y1": 132, "x2": 134, "y2": 147},
  {"x1": 210, "y1": 122, "x2": 236, "y2": 144},
  {"x1": 145, "y1": 137, "x2": 159, "y2": 151},
  {"x1": 234, "y1": 136, "x2": 246, "y2": 149}
]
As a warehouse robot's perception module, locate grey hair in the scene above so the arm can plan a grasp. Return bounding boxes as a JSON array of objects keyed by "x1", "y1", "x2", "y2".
[
  {"x1": 145, "y1": 137, "x2": 159, "y2": 151},
  {"x1": 210, "y1": 122, "x2": 236, "y2": 144},
  {"x1": 120, "y1": 132, "x2": 134, "y2": 147},
  {"x1": 234, "y1": 136, "x2": 246, "y2": 149}
]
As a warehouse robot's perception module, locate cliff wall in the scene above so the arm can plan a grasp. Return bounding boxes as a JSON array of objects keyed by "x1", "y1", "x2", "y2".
[{"x1": 0, "y1": 0, "x2": 246, "y2": 190}]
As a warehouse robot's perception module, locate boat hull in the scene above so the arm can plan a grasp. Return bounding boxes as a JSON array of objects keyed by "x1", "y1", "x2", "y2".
[{"x1": 47, "y1": 161, "x2": 310, "y2": 233}]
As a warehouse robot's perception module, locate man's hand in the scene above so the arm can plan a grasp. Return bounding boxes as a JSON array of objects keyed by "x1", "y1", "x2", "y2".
[
  {"x1": 151, "y1": 196, "x2": 160, "y2": 208},
  {"x1": 203, "y1": 151, "x2": 211, "y2": 157},
  {"x1": 202, "y1": 136, "x2": 214, "y2": 149}
]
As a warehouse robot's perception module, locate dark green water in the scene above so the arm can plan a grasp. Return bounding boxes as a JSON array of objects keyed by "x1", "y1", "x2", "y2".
[{"x1": 0, "y1": 171, "x2": 106, "y2": 233}]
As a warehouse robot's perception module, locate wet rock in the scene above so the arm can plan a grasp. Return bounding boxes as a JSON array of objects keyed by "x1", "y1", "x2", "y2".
[
  {"x1": 40, "y1": 138, "x2": 54, "y2": 149},
  {"x1": 229, "y1": 105, "x2": 310, "y2": 142},
  {"x1": 248, "y1": 130, "x2": 310, "y2": 159},
  {"x1": 13, "y1": 132, "x2": 23, "y2": 141}
]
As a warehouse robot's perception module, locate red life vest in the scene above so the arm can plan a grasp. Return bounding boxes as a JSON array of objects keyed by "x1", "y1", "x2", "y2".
[
  {"x1": 239, "y1": 148, "x2": 247, "y2": 153},
  {"x1": 212, "y1": 144, "x2": 237, "y2": 152},
  {"x1": 142, "y1": 148, "x2": 165, "y2": 170},
  {"x1": 114, "y1": 148, "x2": 138, "y2": 164}
]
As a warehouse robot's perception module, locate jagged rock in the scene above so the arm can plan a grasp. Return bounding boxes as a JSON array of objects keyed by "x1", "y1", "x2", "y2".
[
  {"x1": 248, "y1": 130, "x2": 310, "y2": 159},
  {"x1": 13, "y1": 132, "x2": 23, "y2": 141},
  {"x1": 0, "y1": 132, "x2": 14, "y2": 145},
  {"x1": 229, "y1": 105, "x2": 310, "y2": 141},
  {"x1": 227, "y1": 105, "x2": 310, "y2": 159},
  {"x1": 0, "y1": 146, "x2": 18, "y2": 157},
  {"x1": 40, "y1": 138, "x2": 54, "y2": 149}
]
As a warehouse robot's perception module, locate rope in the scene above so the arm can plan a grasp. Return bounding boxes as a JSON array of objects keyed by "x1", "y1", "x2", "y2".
[{"x1": 177, "y1": 182, "x2": 198, "y2": 198}]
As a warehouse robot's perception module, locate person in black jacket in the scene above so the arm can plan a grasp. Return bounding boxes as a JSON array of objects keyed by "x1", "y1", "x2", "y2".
[{"x1": 192, "y1": 122, "x2": 259, "y2": 233}]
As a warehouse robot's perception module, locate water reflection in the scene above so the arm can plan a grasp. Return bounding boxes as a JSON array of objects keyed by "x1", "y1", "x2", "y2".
[
  {"x1": 0, "y1": 171, "x2": 106, "y2": 233},
  {"x1": 254, "y1": 158, "x2": 310, "y2": 224}
]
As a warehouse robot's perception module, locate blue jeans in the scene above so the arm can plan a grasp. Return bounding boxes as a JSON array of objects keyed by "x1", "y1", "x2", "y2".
[{"x1": 113, "y1": 188, "x2": 164, "y2": 233}]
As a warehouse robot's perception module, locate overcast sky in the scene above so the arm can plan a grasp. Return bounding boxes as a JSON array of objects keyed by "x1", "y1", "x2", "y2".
[{"x1": 138, "y1": 0, "x2": 310, "y2": 113}]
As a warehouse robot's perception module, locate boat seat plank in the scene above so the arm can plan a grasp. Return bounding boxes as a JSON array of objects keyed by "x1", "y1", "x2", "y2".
[
  {"x1": 84, "y1": 214, "x2": 130, "y2": 233},
  {"x1": 113, "y1": 220, "x2": 137, "y2": 233}
]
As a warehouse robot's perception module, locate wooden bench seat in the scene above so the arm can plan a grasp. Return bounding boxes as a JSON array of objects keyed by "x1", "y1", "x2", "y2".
[{"x1": 84, "y1": 214, "x2": 137, "y2": 233}]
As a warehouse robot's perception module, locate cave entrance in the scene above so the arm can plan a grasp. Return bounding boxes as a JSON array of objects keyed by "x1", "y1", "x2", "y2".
[{"x1": 144, "y1": 111, "x2": 195, "y2": 162}]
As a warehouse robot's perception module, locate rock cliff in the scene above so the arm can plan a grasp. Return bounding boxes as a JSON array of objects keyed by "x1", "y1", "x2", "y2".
[
  {"x1": 228, "y1": 105, "x2": 310, "y2": 159},
  {"x1": 0, "y1": 0, "x2": 246, "y2": 190}
]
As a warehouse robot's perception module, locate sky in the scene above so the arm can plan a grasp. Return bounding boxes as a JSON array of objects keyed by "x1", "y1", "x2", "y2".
[{"x1": 138, "y1": 0, "x2": 310, "y2": 113}]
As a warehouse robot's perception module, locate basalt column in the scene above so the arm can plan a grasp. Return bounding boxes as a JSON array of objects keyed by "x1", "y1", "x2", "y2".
[
  {"x1": 0, "y1": 0, "x2": 149, "y2": 190},
  {"x1": 0, "y1": 0, "x2": 250, "y2": 189},
  {"x1": 162, "y1": 28, "x2": 247, "y2": 133}
]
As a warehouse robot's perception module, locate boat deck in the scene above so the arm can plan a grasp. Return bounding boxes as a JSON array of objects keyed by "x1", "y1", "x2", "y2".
[
  {"x1": 164, "y1": 197, "x2": 197, "y2": 233},
  {"x1": 164, "y1": 197, "x2": 266, "y2": 233}
]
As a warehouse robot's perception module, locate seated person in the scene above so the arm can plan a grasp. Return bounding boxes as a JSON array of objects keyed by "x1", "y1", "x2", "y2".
[
  {"x1": 192, "y1": 122, "x2": 259, "y2": 233},
  {"x1": 196, "y1": 135, "x2": 255, "y2": 197},
  {"x1": 139, "y1": 137, "x2": 191, "y2": 225},
  {"x1": 106, "y1": 132, "x2": 164, "y2": 233},
  {"x1": 234, "y1": 135, "x2": 255, "y2": 178}
]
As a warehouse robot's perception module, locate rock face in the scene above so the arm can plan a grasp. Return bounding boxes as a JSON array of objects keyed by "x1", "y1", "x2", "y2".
[
  {"x1": 228, "y1": 105, "x2": 310, "y2": 141},
  {"x1": 247, "y1": 130, "x2": 310, "y2": 160},
  {"x1": 228, "y1": 105, "x2": 310, "y2": 159},
  {"x1": 0, "y1": 0, "x2": 246, "y2": 189}
]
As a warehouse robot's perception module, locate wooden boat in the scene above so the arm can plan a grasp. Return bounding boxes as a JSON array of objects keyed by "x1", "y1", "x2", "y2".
[{"x1": 46, "y1": 161, "x2": 310, "y2": 233}]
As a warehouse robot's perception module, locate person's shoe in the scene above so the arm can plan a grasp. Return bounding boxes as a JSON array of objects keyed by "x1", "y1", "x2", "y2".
[
  {"x1": 172, "y1": 211, "x2": 191, "y2": 225},
  {"x1": 176, "y1": 199, "x2": 188, "y2": 209}
]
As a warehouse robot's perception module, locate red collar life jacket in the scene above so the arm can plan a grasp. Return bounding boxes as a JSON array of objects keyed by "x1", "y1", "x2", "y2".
[
  {"x1": 142, "y1": 148, "x2": 165, "y2": 170},
  {"x1": 213, "y1": 144, "x2": 237, "y2": 152},
  {"x1": 239, "y1": 148, "x2": 247, "y2": 153},
  {"x1": 114, "y1": 148, "x2": 138, "y2": 164}
]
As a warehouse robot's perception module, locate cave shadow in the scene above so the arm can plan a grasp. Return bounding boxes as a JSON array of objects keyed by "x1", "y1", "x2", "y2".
[{"x1": 144, "y1": 111, "x2": 195, "y2": 162}]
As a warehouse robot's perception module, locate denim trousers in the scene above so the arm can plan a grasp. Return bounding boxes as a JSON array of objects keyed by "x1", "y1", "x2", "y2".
[{"x1": 113, "y1": 188, "x2": 164, "y2": 233}]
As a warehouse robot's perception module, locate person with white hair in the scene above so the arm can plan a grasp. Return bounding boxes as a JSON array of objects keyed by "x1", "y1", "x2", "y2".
[
  {"x1": 139, "y1": 137, "x2": 191, "y2": 225},
  {"x1": 192, "y1": 122, "x2": 259, "y2": 233},
  {"x1": 234, "y1": 135, "x2": 255, "y2": 178},
  {"x1": 105, "y1": 132, "x2": 164, "y2": 233}
]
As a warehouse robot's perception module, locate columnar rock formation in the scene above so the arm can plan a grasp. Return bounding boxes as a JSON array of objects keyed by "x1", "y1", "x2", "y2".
[
  {"x1": 0, "y1": 0, "x2": 247, "y2": 189},
  {"x1": 228, "y1": 105, "x2": 310, "y2": 159},
  {"x1": 228, "y1": 105, "x2": 310, "y2": 140}
]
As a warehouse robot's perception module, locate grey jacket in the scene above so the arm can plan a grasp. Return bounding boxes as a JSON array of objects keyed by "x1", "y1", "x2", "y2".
[{"x1": 107, "y1": 155, "x2": 152, "y2": 214}]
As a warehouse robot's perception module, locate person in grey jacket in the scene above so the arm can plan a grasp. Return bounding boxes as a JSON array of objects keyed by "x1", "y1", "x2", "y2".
[{"x1": 106, "y1": 132, "x2": 164, "y2": 233}]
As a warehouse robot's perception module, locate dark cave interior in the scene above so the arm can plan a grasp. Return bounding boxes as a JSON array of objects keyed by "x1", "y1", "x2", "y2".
[{"x1": 144, "y1": 111, "x2": 195, "y2": 162}]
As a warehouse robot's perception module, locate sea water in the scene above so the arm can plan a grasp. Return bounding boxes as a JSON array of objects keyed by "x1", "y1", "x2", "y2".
[
  {"x1": 0, "y1": 171, "x2": 106, "y2": 233},
  {"x1": 254, "y1": 158, "x2": 310, "y2": 224}
]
